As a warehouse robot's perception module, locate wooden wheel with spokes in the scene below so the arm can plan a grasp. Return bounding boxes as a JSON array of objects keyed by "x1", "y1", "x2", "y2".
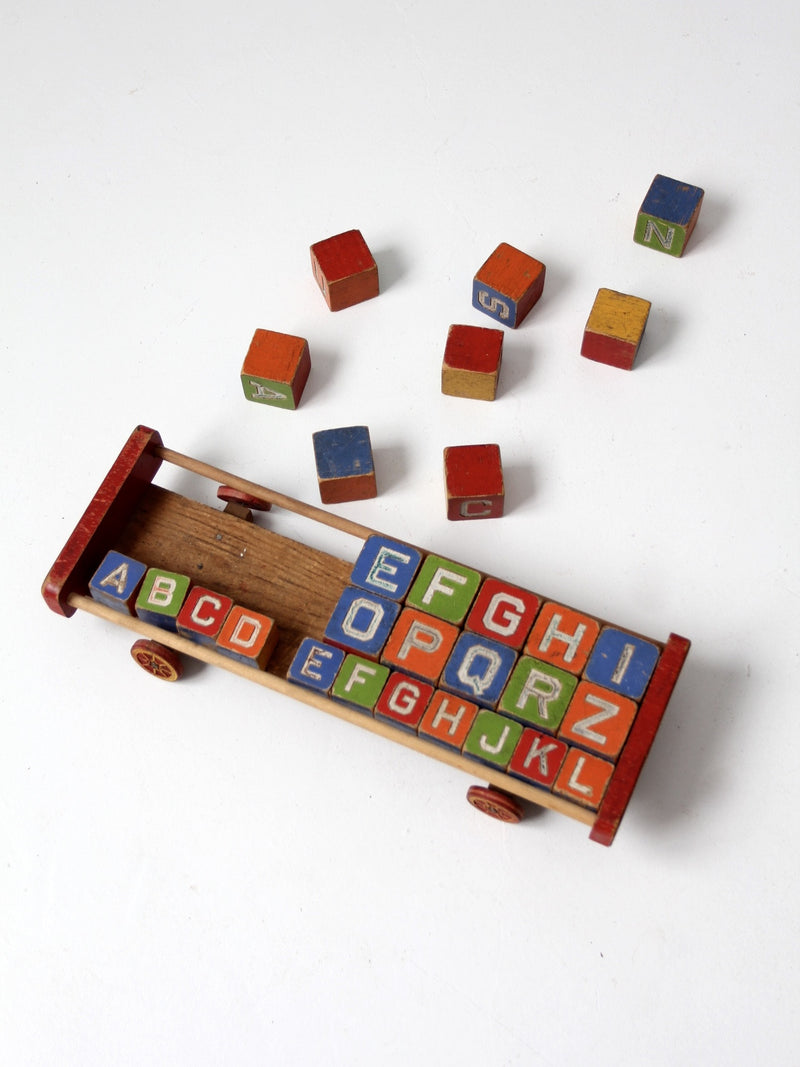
[{"x1": 130, "y1": 639, "x2": 184, "y2": 681}]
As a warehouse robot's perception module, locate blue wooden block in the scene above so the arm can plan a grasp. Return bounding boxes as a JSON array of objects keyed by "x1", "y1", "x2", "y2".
[
  {"x1": 350, "y1": 535, "x2": 422, "y2": 601},
  {"x1": 584, "y1": 627, "x2": 660, "y2": 700},
  {"x1": 634, "y1": 174, "x2": 704, "y2": 257},
  {"x1": 440, "y1": 631, "x2": 518, "y2": 708},
  {"x1": 312, "y1": 425, "x2": 377, "y2": 503},
  {"x1": 287, "y1": 637, "x2": 345, "y2": 693},
  {"x1": 89, "y1": 551, "x2": 148, "y2": 614},
  {"x1": 323, "y1": 586, "x2": 400, "y2": 659}
]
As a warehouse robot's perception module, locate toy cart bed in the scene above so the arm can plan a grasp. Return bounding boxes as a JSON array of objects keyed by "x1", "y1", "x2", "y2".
[{"x1": 42, "y1": 426, "x2": 690, "y2": 845}]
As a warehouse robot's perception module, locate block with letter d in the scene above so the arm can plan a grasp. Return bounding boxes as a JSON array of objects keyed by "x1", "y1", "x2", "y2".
[
  {"x1": 89, "y1": 551, "x2": 148, "y2": 615},
  {"x1": 215, "y1": 605, "x2": 278, "y2": 670},
  {"x1": 135, "y1": 567, "x2": 191, "y2": 631}
]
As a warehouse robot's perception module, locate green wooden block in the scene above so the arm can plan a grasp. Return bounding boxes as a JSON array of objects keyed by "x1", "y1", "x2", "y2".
[
  {"x1": 331, "y1": 654, "x2": 390, "y2": 713},
  {"x1": 463, "y1": 709, "x2": 523, "y2": 769},
  {"x1": 633, "y1": 174, "x2": 704, "y2": 258},
  {"x1": 498, "y1": 655, "x2": 578, "y2": 732},
  {"x1": 135, "y1": 567, "x2": 192, "y2": 631},
  {"x1": 406, "y1": 554, "x2": 481, "y2": 625}
]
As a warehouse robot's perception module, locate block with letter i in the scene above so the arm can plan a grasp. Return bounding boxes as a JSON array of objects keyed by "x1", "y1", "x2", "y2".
[
  {"x1": 313, "y1": 426, "x2": 377, "y2": 504},
  {"x1": 215, "y1": 605, "x2": 278, "y2": 670},
  {"x1": 310, "y1": 229, "x2": 379, "y2": 311},
  {"x1": 634, "y1": 174, "x2": 704, "y2": 257},
  {"x1": 441, "y1": 324, "x2": 504, "y2": 401},
  {"x1": 135, "y1": 568, "x2": 191, "y2": 631},
  {"x1": 241, "y1": 328, "x2": 311, "y2": 409},
  {"x1": 444, "y1": 444, "x2": 504, "y2": 520},
  {"x1": 580, "y1": 288, "x2": 652, "y2": 371},
  {"x1": 472, "y1": 242, "x2": 545, "y2": 328},
  {"x1": 89, "y1": 551, "x2": 147, "y2": 614}
]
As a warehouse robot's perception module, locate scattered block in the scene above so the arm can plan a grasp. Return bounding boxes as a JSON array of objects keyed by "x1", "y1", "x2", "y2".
[
  {"x1": 508, "y1": 728, "x2": 568, "y2": 789},
  {"x1": 525, "y1": 602, "x2": 600, "y2": 675},
  {"x1": 177, "y1": 587, "x2": 233, "y2": 646},
  {"x1": 216, "y1": 605, "x2": 278, "y2": 669},
  {"x1": 553, "y1": 748, "x2": 614, "y2": 810},
  {"x1": 310, "y1": 229, "x2": 379, "y2": 311},
  {"x1": 381, "y1": 608, "x2": 460, "y2": 683},
  {"x1": 89, "y1": 551, "x2": 147, "y2": 615},
  {"x1": 323, "y1": 586, "x2": 400, "y2": 659},
  {"x1": 634, "y1": 173, "x2": 704, "y2": 257},
  {"x1": 349, "y1": 535, "x2": 422, "y2": 601},
  {"x1": 418, "y1": 691, "x2": 479, "y2": 751},
  {"x1": 287, "y1": 638, "x2": 346, "y2": 694},
  {"x1": 241, "y1": 329, "x2": 311, "y2": 409},
  {"x1": 135, "y1": 567, "x2": 191, "y2": 631},
  {"x1": 465, "y1": 578, "x2": 540, "y2": 650},
  {"x1": 584, "y1": 627, "x2": 660, "y2": 700},
  {"x1": 580, "y1": 288, "x2": 652, "y2": 371},
  {"x1": 406, "y1": 554, "x2": 482, "y2": 625},
  {"x1": 312, "y1": 425, "x2": 377, "y2": 504},
  {"x1": 441, "y1": 324, "x2": 504, "y2": 401},
  {"x1": 444, "y1": 443, "x2": 504, "y2": 521},
  {"x1": 462, "y1": 709, "x2": 523, "y2": 770},
  {"x1": 374, "y1": 672, "x2": 434, "y2": 732},
  {"x1": 331, "y1": 654, "x2": 390, "y2": 713},
  {"x1": 440, "y1": 631, "x2": 517, "y2": 708},
  {"x1": 472, "y1": 242, "x2": 545, "y2": 328}
]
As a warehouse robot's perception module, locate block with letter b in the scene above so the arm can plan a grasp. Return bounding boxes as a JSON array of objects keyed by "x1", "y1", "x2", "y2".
[
  {"x1": 89, "y1": 551, "x2": 147, "y2": 615},
  {"x1": 634, "y1": 173, "x2": 704, "y2": 257},
  {"x1": 241, "y1": 328, "x2": 311, "y2": 409},
  {"x1": 472, "y1": 242, "x2": 545, "y2": 328},
  {"x1": 135, "y1": 567, "x2": 191, "y2": 631}
]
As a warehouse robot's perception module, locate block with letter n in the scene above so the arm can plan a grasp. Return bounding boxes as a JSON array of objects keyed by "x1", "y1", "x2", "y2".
[{"x1": 634, "y1": 173, "x2": 704, "y2": 257}]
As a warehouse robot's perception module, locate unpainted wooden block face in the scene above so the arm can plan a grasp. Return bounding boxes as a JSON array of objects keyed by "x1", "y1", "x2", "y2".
[{"x1": 581, "y1": 288, "x2": 651, "y2": 370}]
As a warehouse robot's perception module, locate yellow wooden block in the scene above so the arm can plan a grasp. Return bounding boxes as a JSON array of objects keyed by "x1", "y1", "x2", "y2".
[{"x1": 581, "y1": 288, "x2": 652, "y2": 370}]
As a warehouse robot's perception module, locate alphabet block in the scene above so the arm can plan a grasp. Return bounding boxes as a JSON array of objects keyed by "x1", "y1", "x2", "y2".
[
  {"x1": 508, "y1": 728, "x2": 568, "y2": 789},
  {"x1": 462, "y1": 709, "x2": 523, "y2": 770},
  {"x1": 310, "y1": 229, "x2": 379, "y2": 311},
  {"x1": 472, "y1": 242, "x2": 545, "y2": 328},
  {"x1": 465, "y1": 577, "x2": 539, "y2": 650},
  {"x1": 381, "y1": 608, "x2": 460, "y2": 683},
  {"x1": 443, "y1": 444, "x2": 504, "y2": 521},
  {"x1": 440, "y1": 632, "x2": 517, "y2": 709},
  {"x1": 89, "y1": 551, "x2": 147, "y2": 615},
  {"x1": 634, "y1": 173, "x2": 704, "y2": 257},
  {"x1": 312, "y1": 425, "x2": 377, "y2": 504},
  {"x1": 557, "y1": 681, "x2": 638, "y2": 760},
  {"x1": 584, "y1": 627, "x2": 660, "y2": 700},
  {"x1": 330, "y1": 654, "x2": 390, "y2": 713},
  {"x1": 441, "y1": 324, "x2": 504, "y2": 401},
  {"x1": 216, "y1": 605, "x2": 278, "y2": 670},
  {"x1": 406, "y1": 554, "x2": 481, "y2": 624},
  {"x1": 418, "y1": 691, "x2": 479, "y2": 751},
  {"x1": 240, "y1": 329, "x2": 311, "y2": 409},
  {"x1": 323, "y1": 586, "x2": 400, "y2": 659},
  {"x1": 135, "y1": 567, "x2": 191, "y2": 631},
  {"x1": 553, "y1": 748, "x2": 614, "y2": 810},
  {"x1": 498, "y1": 655, "x2": 578, "y2": 732},
  {"x1": 525, "y1": 602, "x2": 600, "y2": 675},
  {"x1": 374, "y1": 672, "x2": 434, "y2": 732},
  {"x1": 287, "y1": 638, "x2": 346, "y2": 694},
  {"x1": 349, "y1": 535, "x2": 422, "y2": 601},
  {"x1": 177, "y1": 586, "x2": 233, "y2": 646},
  {"x1": 580, "y1": 288, "x2": 652, "y2": 370}
]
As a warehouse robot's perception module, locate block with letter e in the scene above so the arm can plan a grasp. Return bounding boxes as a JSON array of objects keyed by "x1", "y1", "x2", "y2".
[
  {"x1": 472, "y1": 242, "x2": 545, "y2": 328},
  {"x1": 135, "y1": 567, "x2": 191, "y2": 631},
  {"x1": 349, "y1": 535, "x2": 422, "y2": 601},
  {"x1": 287, "y1": 638, "x2": 345, "y2": 695},
  {"x1": 89, "y1": 551, "x2": 147, "y2": 615}
]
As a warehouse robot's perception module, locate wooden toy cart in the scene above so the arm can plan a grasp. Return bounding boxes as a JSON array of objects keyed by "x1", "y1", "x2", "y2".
[{"x1": 42, "y1": 426, "x2": 690, "y2": 845}]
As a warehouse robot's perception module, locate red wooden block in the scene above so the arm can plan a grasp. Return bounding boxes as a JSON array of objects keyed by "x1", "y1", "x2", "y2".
[
  {"x1": 444, "y1": 444, "x2": 504, "y2": 521},
  {"x1": 508, "y1": 728, "x2": 568, "y2": 789},
  {"x1": 216, "y1": 605, "x2": 278, "y2": 670},
  {"x1": 310, "y1": 229, "x2": 379, "y2": 311},
  {"x1": 374, "y1": 672, "x2": 434, "y2": 732},
  {"x1": 472, "y1": 242, "x2": 546, "y2": 328},
  {"x1": 465, "y1": 577, "x2": 540, "y2": 650},
  {"x1": 177, "y1": 586, "x2": 234, "y2": 647},
  {"x1": 441, "y1": 324, "x2": 504, "y2": 401}
]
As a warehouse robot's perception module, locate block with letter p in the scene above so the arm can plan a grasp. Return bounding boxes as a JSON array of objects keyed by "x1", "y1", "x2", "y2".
[{"x1": 472, "y1": 242, "x2": 545, "y2": 328}]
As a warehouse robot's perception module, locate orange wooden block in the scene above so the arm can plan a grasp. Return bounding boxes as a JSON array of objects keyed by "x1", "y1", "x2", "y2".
[
  {"x1": 472, "y1": 242, "x2": 545, "y2": 328},
  {"x1": 382, "y1": 607, "x2": 459, "y2": 683},
  {"x1": 558, "y1": 681, "x2": 638, "y2": 760},
  {"x1": 241, "y1": 329, "x2": 311, "y2": 409},
  {"x1": 310, "y1": 229, "x2": 379, "y2": 311},
  {"x1": 444, "y1": 444, "x2": 504, "y2": 520},
  {"x1": 553, "y1": 748, "x2": 615, "y2": 810},
  {"x1": 525, "y1": 602, "x2": 600, "y2": 675},
  {"x1": 215, "y1": 604, "x2": 278, "y2": 670},
  {"x1": 418, "y1": 690, "x2": 479, "y2": 750},
  {"x1": 441, "y1": 324, "x2": 504, "y2": 401}
]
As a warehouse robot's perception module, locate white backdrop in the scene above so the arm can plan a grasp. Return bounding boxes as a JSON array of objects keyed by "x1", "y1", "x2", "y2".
[{"x1": 3, "y1": 2, "x2": 798, "y2": 1064}]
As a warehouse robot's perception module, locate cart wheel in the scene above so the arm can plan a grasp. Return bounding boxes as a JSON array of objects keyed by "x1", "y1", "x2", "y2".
[
  {"x1": 466, "y1": 785, "x2": 523, "y2": 823},
  {"x1": 217, "y1": 485, "x2": 272, "y2": 511},
  {"x1": 130, "y1": 639, "x2": 184, "y2": 681}
]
